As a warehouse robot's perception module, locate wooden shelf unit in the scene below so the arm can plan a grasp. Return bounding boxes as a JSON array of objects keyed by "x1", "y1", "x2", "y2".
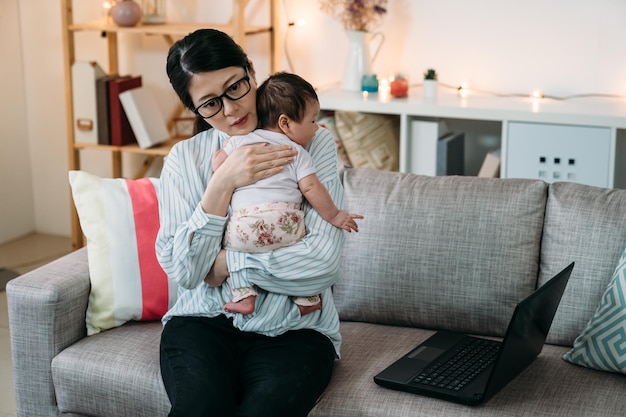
[{"x1": 61, "y1": 0, "x2": 281, "y2": 248}]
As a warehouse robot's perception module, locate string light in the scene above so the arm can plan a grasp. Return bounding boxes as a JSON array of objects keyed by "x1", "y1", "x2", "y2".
[
  {"x1": 378, "y1": 77, "x2": 391, "y2": 101},
  {"x1": 102, "y1": 1, "x2": 113, "y2": 19},
  {"x1": 283, "y1": 0, "x2": 308, "y2": 73},
  {"x1": 291, "y1": 19, "x2": 307, "y2": 27},
  {"x1": 284, "y1": 19, "x2": 307, "y2": 72},
  {"x1": 457, "y1": 83, "x2": 469, "y2": 98},
  {"x1": 440, "y1": 81, "x2": 626, "y2": 101}
]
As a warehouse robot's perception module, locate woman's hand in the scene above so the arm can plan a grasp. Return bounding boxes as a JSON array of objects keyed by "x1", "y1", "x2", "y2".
[
  {"x1": 200, "y1": 144, "x2": 297, "y2": 216},
  {"x1": 204, "y1": 249, "x2": 229, "y2": 287},
  {"x1": 221, "y1": 143, "x2": 297, "y2": 189}
]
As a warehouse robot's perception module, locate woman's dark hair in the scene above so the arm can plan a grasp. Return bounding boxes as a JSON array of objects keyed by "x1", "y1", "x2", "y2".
[
  {"x1": 166, "y1": 29, "x2": 249, "y2": 133},
  {"x1": 256, "y1": 72, "x2": 318, "y2": 129}
]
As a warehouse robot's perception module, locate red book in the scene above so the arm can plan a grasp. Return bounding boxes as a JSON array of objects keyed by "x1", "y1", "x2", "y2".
[{"x1": 109, "y1": 75, "x2": 142, "y2": 146}]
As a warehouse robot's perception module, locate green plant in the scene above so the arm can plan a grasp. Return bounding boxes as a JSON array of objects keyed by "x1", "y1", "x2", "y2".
[{"x1": 424, "y1": 68, "x2": 438, "y2": 80}]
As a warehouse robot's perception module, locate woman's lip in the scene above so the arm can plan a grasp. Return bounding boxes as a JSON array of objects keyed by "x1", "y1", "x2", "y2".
[{"x1": 232, "y1": 115, "x2": 248, "y2": 127}]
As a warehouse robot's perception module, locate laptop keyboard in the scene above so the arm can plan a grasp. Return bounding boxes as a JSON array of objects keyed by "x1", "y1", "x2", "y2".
[{"x1": 412, "y1": 337, "x2": 500, "y2": 391}]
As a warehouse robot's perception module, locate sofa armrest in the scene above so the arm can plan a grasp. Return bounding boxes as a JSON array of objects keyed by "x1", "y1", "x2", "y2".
[{"x1": 7, "y1": 247, "x2": 90, "y2": 417}]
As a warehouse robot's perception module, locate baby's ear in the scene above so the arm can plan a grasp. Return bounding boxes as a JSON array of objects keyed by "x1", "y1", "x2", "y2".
[{"x1": 278, "y1": 114, "x2": 290, "y2": 134}]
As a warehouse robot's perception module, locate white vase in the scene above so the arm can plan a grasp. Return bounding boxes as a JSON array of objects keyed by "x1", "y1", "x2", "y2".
[
  {"x1": 423, "y1": 79, "x2": 438, "y2": 99},
  {"x1": 341, "y1": 30, "x2": 384, "y2": 92}
]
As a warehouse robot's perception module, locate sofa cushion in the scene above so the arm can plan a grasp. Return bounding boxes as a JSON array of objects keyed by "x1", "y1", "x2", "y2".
[
  {"x1": 69, "y1": 171, "x2": 177, "y2": 335},
  {"x1": 539, "y1": 182, "x2": 626, "y2": 346},
  {"x1": 51, "y1": 321, "x2": 169, "y2": 416},
  {"x1": 562, "y1": 245, "x2": 626, "y2": 374},
  {"x1": 309, "y1": 322, "x2": 626, "y2": 417},
  {"x1": 335, "y1": 168, "x2": 548, "y2": 337}
]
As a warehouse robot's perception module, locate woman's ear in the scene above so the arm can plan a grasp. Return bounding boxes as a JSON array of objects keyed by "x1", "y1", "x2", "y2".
[
  {"x1": 278, "y1": 114, "x2": 290, "y2": 135},
  {"x1": 247, "y1": 60, "x2": 257, "y2": 81}
]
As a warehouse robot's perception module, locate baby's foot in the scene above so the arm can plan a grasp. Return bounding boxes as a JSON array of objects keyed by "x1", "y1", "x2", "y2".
[{"x1": 224, "y1": 295, "x2": 256, "y2": 315}]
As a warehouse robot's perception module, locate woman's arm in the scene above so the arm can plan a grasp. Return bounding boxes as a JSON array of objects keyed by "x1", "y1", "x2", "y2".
[
  {"x1": 226, "y1": 127, "x2": 346, "y2": 296},
  {"x1": 156, "y1": 133, "x2": 227, "y2": 290}
]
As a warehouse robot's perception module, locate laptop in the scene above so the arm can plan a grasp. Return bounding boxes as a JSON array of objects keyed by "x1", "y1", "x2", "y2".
[{"x1": 374, "y1": 262, "x2": 574, "y2": 405}]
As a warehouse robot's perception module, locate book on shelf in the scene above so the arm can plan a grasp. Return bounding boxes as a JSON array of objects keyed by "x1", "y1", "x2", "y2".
[
  {"x1": 71, "y1": 61, "x2": 106, "y2": 145},
  {"x1": 119, "y1": 86, "x2": 170, "y2": 149},
  {"x1": 478, "y1": 149, "x2": 501, "y2": 178},
  {"x1": 410, "y1": 119, "x2": 466, "y2": 176},
  {"x1": 109, "y1": 75, "x2": 142, "y2": 146},
  {"x1": 436, "y1": 132, "x2": 465, "y2": 176},
  {"x1": 409, "y1": 119, "x2": 449, "y2": 175},
  {"x1": 95, "y1": 74, "x2": 121, "y2": 145}
]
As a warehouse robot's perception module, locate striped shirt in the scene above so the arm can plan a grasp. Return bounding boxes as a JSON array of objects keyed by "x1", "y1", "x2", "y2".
[{"x1": 156, "y1": 127, "x2": 344, "y2": 356}]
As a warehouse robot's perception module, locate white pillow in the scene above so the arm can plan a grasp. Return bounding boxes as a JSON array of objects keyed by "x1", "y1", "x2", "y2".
[{"x1": 69, "y1": 171, "x2": 177, "y2": 335}]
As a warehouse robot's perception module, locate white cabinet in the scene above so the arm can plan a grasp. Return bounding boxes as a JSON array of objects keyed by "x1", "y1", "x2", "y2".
[{"x1": 506, "y1": 122, "x2": 612, "y2": 188}]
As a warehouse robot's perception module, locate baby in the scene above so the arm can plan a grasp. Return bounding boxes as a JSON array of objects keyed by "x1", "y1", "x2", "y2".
[{"x1": 212, "y1": 72, "x2": 363, "y2": 315}]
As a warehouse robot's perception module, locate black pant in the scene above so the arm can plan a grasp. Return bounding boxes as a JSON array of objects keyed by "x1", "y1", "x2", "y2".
[{"x1": 160, "y1": 315, "x2": 336, "y2": 417}]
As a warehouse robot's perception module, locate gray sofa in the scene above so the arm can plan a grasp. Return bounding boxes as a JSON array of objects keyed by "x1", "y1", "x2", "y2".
[{"x1": 8, "y1": 168, "x2": 626, "y2": 417}]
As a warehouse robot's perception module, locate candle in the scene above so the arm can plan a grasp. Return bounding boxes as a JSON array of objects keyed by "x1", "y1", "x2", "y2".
[{"x1": 361, "y1": 74, "x2": 379, "y2": 93}]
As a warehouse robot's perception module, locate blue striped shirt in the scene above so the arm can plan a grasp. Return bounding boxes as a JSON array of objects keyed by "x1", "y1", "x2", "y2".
[{"x1": 156, "y1": 127, "x2": 344, "y2": 356}]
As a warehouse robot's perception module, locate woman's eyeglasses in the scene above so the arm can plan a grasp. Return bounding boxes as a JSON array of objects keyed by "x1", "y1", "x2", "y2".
[{"x1": 193, "y1": 69, "x2": 252, "y2": 119}]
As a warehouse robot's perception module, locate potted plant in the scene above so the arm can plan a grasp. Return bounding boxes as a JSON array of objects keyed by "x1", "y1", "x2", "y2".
[{"x1": 423, "y1": 68, "x2": 438, "y2": 99}]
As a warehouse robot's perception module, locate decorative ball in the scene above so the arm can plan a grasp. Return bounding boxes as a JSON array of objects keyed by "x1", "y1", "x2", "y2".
[{"x1": 110, "y1": 0, "x2": 142, "y2": 27}]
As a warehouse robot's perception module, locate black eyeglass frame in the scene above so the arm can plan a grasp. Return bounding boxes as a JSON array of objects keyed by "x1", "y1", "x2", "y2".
[{"x1": 192, "y1": 68, "x2": 252, "y2": 119}]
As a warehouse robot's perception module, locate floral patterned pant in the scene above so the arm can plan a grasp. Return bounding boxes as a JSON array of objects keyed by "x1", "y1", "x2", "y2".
[
  {"x1": 223, "y1": 201, "x2": 306, "y2": 252},
  {"x1": 224, "y1": 202, "x2": 319, "y2": 306}
]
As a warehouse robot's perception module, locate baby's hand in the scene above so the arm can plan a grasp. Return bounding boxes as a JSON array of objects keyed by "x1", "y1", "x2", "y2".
[
  {"x1": 211, "y1": 149, "x2": 228, "y2": 171},
  {"x1": 211, "y1": 137, "x2": 231, "y2": 171},
  {"x1": 331, "y1": 211, "x2": 364, "y2": 233}
]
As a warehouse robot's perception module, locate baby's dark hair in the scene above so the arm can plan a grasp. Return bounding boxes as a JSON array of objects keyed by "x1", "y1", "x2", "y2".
[{"x1": 256, "y1": 72, "x2": 318, "y2": 129}]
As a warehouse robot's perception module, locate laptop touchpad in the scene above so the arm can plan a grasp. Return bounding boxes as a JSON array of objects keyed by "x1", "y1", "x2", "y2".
[
  {"x1": 408, "y1": 346, "x2": 445, "y2": 361},
  {"x1": 376, "y1": 346, "x2": 447, "y2": 383}
]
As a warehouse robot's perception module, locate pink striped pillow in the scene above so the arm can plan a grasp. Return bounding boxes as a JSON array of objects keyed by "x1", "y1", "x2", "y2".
[{"x1": 69, "y1": 171, "x2": 177, "y2": 335}]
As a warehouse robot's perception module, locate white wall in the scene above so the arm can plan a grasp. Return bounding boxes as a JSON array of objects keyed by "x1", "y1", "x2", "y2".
[
  {"x1": 287, "y1": 0, "x2": 626, "y2": 96},
  {"x1": 19, "y1": 0, "x2": 71, "y2": 241},
  {"x1": 0, "y1": 0, "x2": 35, "y2": 243},
  {"x1": 3, "y1": 0, "x2": 626, "y2": 243}
]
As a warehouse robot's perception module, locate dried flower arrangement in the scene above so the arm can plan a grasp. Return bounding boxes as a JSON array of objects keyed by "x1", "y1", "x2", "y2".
[{"x1": 319, "y1": 0, "x2": 388, "y2": 32}]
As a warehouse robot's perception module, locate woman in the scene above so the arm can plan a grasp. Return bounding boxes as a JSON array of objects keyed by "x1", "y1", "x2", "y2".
[{"x1": 156, "y1": 28, "x2": 345, "y2": 417}]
